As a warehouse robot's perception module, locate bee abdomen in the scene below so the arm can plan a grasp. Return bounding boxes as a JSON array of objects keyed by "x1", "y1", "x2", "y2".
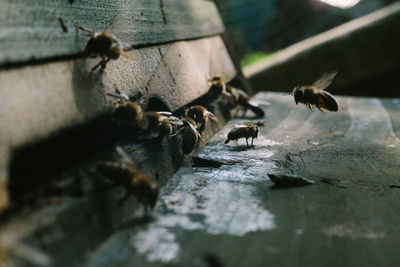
[
  {"x1": 227, "y1": 127, "x2": 247, "y2": 141},
  {"x1": 182, "y1": 127, "x2": 197, "y2": 154},
  {"x1": 97, "y1": 161, "x2": 134, "y2": 183}
]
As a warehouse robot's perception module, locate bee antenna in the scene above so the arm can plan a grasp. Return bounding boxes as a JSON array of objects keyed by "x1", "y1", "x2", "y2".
[
  {"x1": 283, "y1": 92, "x2": 294, "y2": 96},
  {"x1": 106, "y1": 92, "x2": 124, "y2": 99}
]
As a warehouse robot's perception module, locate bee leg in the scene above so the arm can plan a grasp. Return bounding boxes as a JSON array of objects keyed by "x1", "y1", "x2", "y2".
[
  {"x1": 317, "y1": 106, "x2": 325, "y2": 113},
  {"x1": 241, "y1": 108, "x2": 248, "y2": 118},
  {"x1": 74, "y1": 22, "x2": 94, "y2": 36},
  {"x1": 91, "y1": 58, "x2": 106, "y2": 72},
  {"x1": 144, "y1": 203, "x2": 149, "y2": 219},
  {"x1": 198, "y1": 122, "x2": 206, "y2": 135},
  {"x1": 307, "y1": 104, "x2": 314, "y2": 111},
  {"x1": 246, "y1": 138, "x2": 249, "y2": 147},
  {"x1": 100, "y1": 58, "x2": 111, "y2": 70},
  {"x1": 251, "y1": 137, "x2": 254, "y2": 147},
  {"x1": 117, "y1": 191, "x2": 131, "y2": 206}
]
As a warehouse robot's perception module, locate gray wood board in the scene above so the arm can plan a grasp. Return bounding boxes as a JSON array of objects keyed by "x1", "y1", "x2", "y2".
[
  {"x1": 0, "y1": 0, "x2": 224, "y2": 65},
  {"x1": 0, "y1": 36, "x2": 236, "y2": 211},
  {"x1": 84, "y1": 93, "x2": 400, "y2": 266}
]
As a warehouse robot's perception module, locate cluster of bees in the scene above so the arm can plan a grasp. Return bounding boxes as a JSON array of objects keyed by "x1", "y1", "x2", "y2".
[
  {"x1": 75, "y1": 19, "x2": 339, "y2": 216},
  {"x1": 95, "y1": 75, "x2": 266, "y2": 215}
]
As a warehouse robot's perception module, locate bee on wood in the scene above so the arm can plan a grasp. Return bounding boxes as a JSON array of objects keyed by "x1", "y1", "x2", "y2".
[
  {"x1": 97, "y1": 147, "x2": 159, "y2": 215},
  {"x1": 180, "y1": 118, "x2": 204, "y2": 154},
  {"x1": 74, "y1": 14, "x2": 138, "y2": 72},
  {"x1": 185, "y1": 105, "x2": 217, "y2": 134},
  {"x1": 106, "y1": 86, "x2": 148, "y2": 130},
  {"x1": 207, "y1": 75, "x2": 227, "y2": 100},
  {"x1": 142, "y1": 111, "x2": 174, "y2": 138},
  {"x1": 226, "y1": 86, "x2": 265, "y2": 117},
  {"x1": 292, "y1": 72, "x2": 338, "y2": 112},
  {"x1": 224, "y1": 123, "x2": 260, "y2": 147}
]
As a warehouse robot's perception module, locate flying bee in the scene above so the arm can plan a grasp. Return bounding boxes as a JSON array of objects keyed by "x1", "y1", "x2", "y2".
[
  {"x1": 180, "y1": 117, "x2": 204, "y2": 154},
  {"x1": 224, "y1": 122, "x2": 259, "y2": 147},
  {"x1": 97, "y1": 147, "x2": 159, "y2": 215},
  {"x1": 74, "y1": 14, "x2": 138, "y2": 72},
  {"x1": 292, "y1": 72, "x2": 338, "y2": 112},
  {"x1": 226, "y1": 86, "x2": 265, "y2": 117},
  {"x1": 185, "y1": 105, "x2": 217, "y2": 134}
]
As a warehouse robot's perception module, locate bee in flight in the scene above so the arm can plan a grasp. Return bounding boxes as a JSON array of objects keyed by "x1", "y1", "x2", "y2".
[
  {"x1": 224, "y1": 122, "x2": 260, "y2": 147},
  {"x1": 292, "y1": 72, "x2": 338, "y2": 112},
  {"x1": 97, "y1": 147, "x2": 159, "y2": 216},
  {"x1": 75, "y1": 14, "x2": 138, "y2": 72}
]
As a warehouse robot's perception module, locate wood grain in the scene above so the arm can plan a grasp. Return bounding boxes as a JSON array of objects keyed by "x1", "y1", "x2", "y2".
[
  {"x1": 0, "y1": 36, "x2": 236, "y2": 211},
  {"x1": 0, "y1": 0, "x2": 224, "y2": 65},
  {"x1": 80, "y1": 92, "x2": 400, "y2": 266}
]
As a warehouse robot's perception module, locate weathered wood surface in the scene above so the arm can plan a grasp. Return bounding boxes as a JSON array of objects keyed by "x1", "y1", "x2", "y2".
[
  {"x1": 0, "y1": 36, "x2": 236, "y2": 211},
  {"x1": 0, "y1": 92, "x2": 237, "y2": 267},
  {"x1": 79, "y1": 93, "x2": 399, "y2": 266},
  {"x1": 0, "y1": 0, "x2": 224, "y2": 65},
  {"x1": 243, "y1": 2, "x2": 400, "y2": 97}
]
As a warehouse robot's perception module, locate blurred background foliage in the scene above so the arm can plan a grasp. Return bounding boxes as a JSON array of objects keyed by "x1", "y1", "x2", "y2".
[{"x1": 213, "y1": 0, "x2": 399, "y2": 67}]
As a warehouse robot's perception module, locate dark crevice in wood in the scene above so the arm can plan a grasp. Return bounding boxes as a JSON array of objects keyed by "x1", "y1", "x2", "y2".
[
  {"x1": 0, "y1": 52, "x2": 85, "y2": 70},
  {"x1": 0, "y1": 33, "x2": 223, "y2": 70},
  {"x1": 58, "y1": 18, "x2": 68, "y2": 33},
  {"x1": 191, "y1": 157, "x2": 224, "y2": 168},
  {"x1": 147, "y1": 97, "x2": 171, "y2": 112},
  {"x1": 157, "y1": 47, "x2": 177, "y2": 85},
  {"x1": 7, "y1": 115, "x2": 116, "y2": 202},
  {"x1": 159, "y1": 0, "x2": 167, "y2": 24}
]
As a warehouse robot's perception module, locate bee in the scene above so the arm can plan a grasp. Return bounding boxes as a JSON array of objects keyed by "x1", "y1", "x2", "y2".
[
  {"x1": 142, "y1": 111, "x2": 173, "y2": 138},
  {"x1": 224, "y1": 123, "x2": 259, "y2": 147},
  {"x1": 97, "y1": 147, "x2": 159, "y2": 215},
  {"x1": 107, "y1": 87, "x2": 148, "y2": 130},
  {"x1": 226, "y1": 86, "x2": 265, "y2": 117},
  {"x1": 185, "y1": 105, "x2": 217, "y2": 134},
  {"x1": 74, "y1": 15, "x2": 138, "y2": 72},
  {"x1": 207, "y1": 75, "x2": 227, "y2": 100},
  {"x1": 180, "y1": 118, "x2": 204, "y2": 154},
  {"x1": 292, "y1": 72, "x2": 338, "y2": 112}
]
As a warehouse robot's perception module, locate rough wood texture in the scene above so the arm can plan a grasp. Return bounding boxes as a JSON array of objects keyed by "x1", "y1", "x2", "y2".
[
  {"x1": 89, "y1": 93, "x2": 400, "y2": 266},
  {"x1": 0, "y1": 36, "x2": 236, "y2": 211},
  {"x1": 243, "y1": 2, "x2": 400, "y2": 97},
  {"x1": 0, "y1": 0, "x2": 224, "y2": 65},
  {"x1": 3, "y1": 92, "x2": 400, "y2": 266}
]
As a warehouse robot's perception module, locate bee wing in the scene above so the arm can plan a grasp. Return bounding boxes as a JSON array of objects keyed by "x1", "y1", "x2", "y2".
[
  {"x1": 230, "y1": 124, "x2": 249, "y2": 129},
  {"x1": 312, "y1": 71, "x2": 338, "y2": 91},
  {"x1": 156, "y1": 111, "x2": 173, "y2": 117},
  {"x1": 186, "y1": 121, "x2": 205, "y2": 144},
  {"x1": 104, "y1": 12, "x2": 126, "y2": 34},
  {"x1": 121, "y1": 50, "x2": 140, "y2": 61},
  {"x1": 319, "y1": 91, "x2": 338, "y2": 111},
  {"x1": 115, "y1": 146, "x2": 136, "y2": 166}
]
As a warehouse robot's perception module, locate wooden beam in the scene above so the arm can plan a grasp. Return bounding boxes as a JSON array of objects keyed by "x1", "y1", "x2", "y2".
[
  {"x1": 0, "y1": 0, "x2": 224, "y2": 66},
  {"x1": 0, "y1": 36, "x2": 236, "y2": 211}
]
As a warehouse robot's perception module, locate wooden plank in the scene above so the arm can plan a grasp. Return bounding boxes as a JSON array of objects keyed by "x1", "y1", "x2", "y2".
[
  {"x1": 0, "y1": 36, "x2": 236, "y2": 211},
  {"x1": 84, "y1": 92, "x2": 400, "y2": 266},
  {"x1": 2, "y1": 92, "x2": 400, "y2": 266},
  {"x1": 243, "y1": 2, "x2": 400, "y2": 97},
  {"x1": 0, "y1": 0, "x2": 224, "y2": 65}
]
